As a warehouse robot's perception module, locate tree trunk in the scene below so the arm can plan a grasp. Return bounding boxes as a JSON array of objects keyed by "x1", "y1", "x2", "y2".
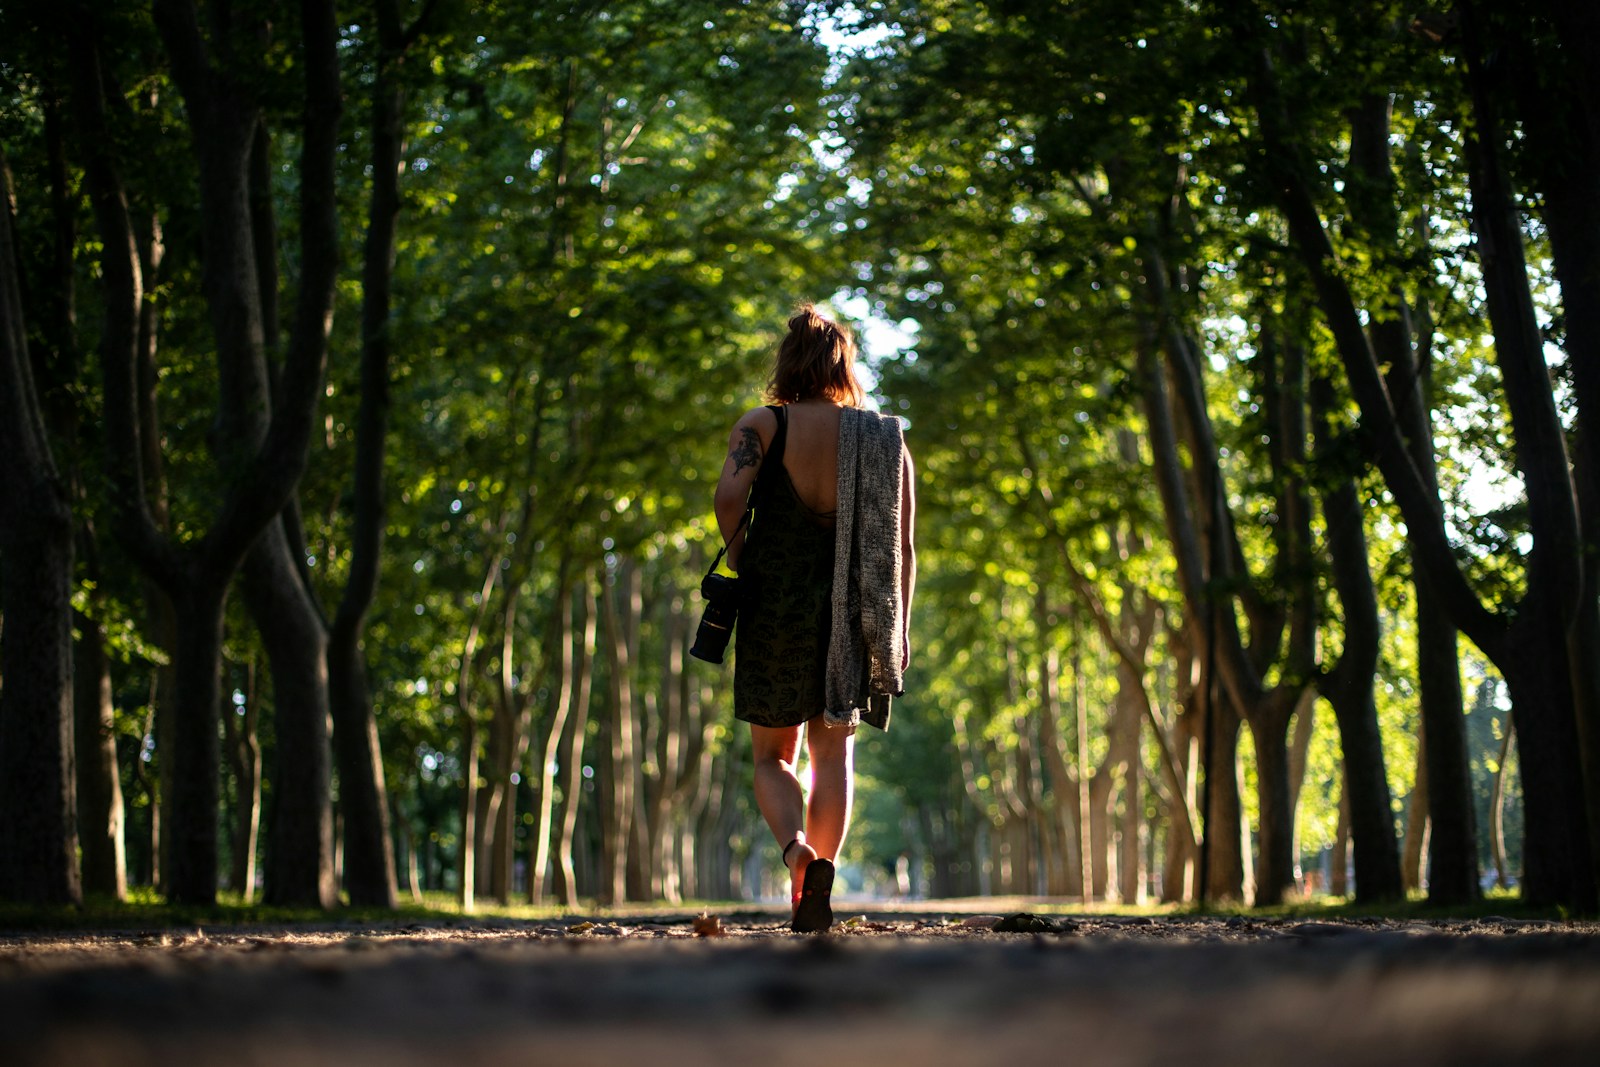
[
  {"x1": 0, "y1": 152, "x2": 80, "y2": 903},
  {"x1": 1490, "y1": 723, "x2": 1516, "y2": 889},
  {"x1": 317, "y1": 0, "x2": 412, "y2": 912},
  {"x1": 66, "y1": 0, "x2": 344, "y2": 906},
  {"x1": 1312, "y1": 396, "x2": 1404, "y2": 902},
  {"x1": 1402, "y1": 733, "x2": 1429, "y2": 894},
  {"x1": 244, "y1": 520, "x2": 336, "y2": 909},
  {"x1": 1203, "y1": 697, "x2": 1246, "y2": 903},
  {"x1": 134, "y1": 190, "x2": 170, "y2": 897},
  {"x1": 553, "y1": 575, "x2": 597, "y2": 906},
  {"x1": 597, "y1": 560, "x2": 638, "y2": 905},
  {"x1": 74, "y1": 601, "x2": 127, "y2": 900},
  {"x1": 1346, "y1": 92, "x2": 1479, "y2": 905},
  {"x1": 456, "y1": 700, "x2": 478, "y2": 909},
  {"x1": 222, "y1": 657, "x2": 261, "y2": 903},
  {"x1": 1254, "y1": 35, "x2": 1596, "y2": 901},
  {"x1": 1036, "y1": 637, "x2": 1081, "y2": 897},
  {"x1": 164, "y1": 590, "x2": 226, "y2": 903},
  {"x1": 1460, "y1": 3, "x2": 1596, "y2": 908},
  {"x1": 1330, "y1": 778, "x2": 1351, "y2": 897},
  {"x1": 1499, "y1": 610, "x2": 1594, "y2": 907},
  {"x1": 1246, "y1": 690, "x2": 1297, "y2": 907},
  {"x1": 529, "y1": 582, "x2": 575, "y2": 903},
  {"x1": 1286, "y1": 688, "x2": 1316, "y2": 892},
  {"x1": 1497, "y1": 5, "x2": 1600, "y2": 893},
  {"x1": 326, "y1": 627, "x2": 397, "y2": 906},
  {"x1": 1161, "y1": 693, "x2": 1200, "y2": 902},
  {"x1": 1086, "y1": 768, "x2": 1113, "y2": 902}
]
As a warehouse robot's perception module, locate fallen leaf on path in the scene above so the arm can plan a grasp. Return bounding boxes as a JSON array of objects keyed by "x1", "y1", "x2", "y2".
[{"x1": 692, "y1": 915, "x2": 725, "y2": 937}]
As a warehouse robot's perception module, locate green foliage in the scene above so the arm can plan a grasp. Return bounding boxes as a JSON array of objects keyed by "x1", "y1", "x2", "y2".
[{"x1": 3, "y1": 0, "x2": 1570, "y2": 908}]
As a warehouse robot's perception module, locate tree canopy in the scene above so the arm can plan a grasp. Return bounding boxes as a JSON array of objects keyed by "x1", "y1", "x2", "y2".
[{"x1": 0, "y1": 0, "x2": 1592, "y2": 912}]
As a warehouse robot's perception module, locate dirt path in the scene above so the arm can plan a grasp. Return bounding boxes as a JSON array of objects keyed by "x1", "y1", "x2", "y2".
[{"x1": 5, "y1": 905, "x2": 1599, "y2": 1066}]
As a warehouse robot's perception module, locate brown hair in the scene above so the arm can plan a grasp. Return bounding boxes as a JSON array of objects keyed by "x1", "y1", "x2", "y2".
[{"x1": 766, "y1": 303, "x2": 865, "y2": 406}]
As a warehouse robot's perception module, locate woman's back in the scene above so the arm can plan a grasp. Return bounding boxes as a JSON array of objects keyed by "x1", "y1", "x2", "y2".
[{"x1": 777, "y1": 400, "x2": 842, "y2": 519}]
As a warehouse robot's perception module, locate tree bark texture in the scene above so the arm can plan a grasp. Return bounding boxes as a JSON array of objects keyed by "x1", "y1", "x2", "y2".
[
  {"x1": 597, "y1": 561, "x2": 638, "y2": 906},
  {"x1": 1311, "y1": 373, "x2": 1404, "y2": 902},
  {"x1": 1346, "y1": 92, "x2": 1478, "y2": 905},
  {"x1": 163, "y1": 590, "x2": 225, "y2": 903},
  {"x1": 552, "y1": 577, "x2": 596, "y2": 906},
  {"x1": 0, "y1": 149, "x2": 81, "y2": 905},
  {"x1": 1247, "y1": 29, "x2": 1593, "y2": 908},
  {"x1": 244, "y1": 519, "x2": 336, "y2": 908},
  {"x1": 1203, "y1": 697, "x2": 1246, "y2": 903},
  {"x1": 222, "y1": 658, "x2": 261, "y2": 902},
  {"x1": 321, "y1": 0, "x2": 424, "y2": 911},
  {"x1": 74, "y1": 603, "x2": 127, "y2": 899},
  {"x1": 1402, "y1": 733, "x2": 1429, "y2": 894},
  {"x1": 62, "y1": 0, "x2": 343, "y2": 905},
  {"x1": 1500, "y1": 10, "x2": 1600, "y2": 810},
  {"x1": 1460, "y1": 2, "x2": 1597, "y2": 908}
]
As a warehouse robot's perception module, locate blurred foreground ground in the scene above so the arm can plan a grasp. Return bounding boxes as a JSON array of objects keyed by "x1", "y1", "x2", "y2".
[{"x1": 4, "y1": 900, "x2": 1599, "y2": 1066}]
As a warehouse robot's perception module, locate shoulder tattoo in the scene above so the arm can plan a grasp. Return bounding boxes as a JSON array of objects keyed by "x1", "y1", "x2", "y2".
[{"x1": 729, "y1": 426, "x2": 763, "y2": 474}]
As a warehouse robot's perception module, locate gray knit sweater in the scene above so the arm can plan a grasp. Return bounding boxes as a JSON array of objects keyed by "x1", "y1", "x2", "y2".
[{"x1": 824, "y1": 406, "x2": 906, "y2": 730}]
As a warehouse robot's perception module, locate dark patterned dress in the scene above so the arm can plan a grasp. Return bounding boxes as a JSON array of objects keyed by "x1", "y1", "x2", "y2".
[{"x1": 734, "y1": 407, "x2": 837, "y2": 728}]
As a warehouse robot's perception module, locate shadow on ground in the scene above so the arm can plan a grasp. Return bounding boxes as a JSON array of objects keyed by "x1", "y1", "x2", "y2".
[{"x1": 4, "y1": 905, "x2": 1599, "y2": 1066}]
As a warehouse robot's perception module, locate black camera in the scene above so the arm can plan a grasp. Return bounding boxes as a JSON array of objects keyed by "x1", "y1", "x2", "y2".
[{"x1": 689, "y1": 572, "x2": 741, "y2": 663}]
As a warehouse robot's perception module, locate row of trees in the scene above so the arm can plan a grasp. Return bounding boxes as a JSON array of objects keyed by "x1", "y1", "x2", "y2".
[
  {"x1": 833, "y1": 0, "x2": 1590, "y2": 908},
  {"x1": 0, "y1": 0, "x2": 841, "y2": 908},
  {"x1": 0, "y1": 0, "x2": 1588, "y2": 912}
]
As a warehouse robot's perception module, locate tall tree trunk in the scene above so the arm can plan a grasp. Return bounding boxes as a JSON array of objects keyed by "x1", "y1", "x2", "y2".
[
  {"x1": 1402, "y1": 733, "x2": 1429, "y2": 894},
  {"x1": 65, "y1": 0, "x2": 343, "y2": 905},
  {"x1": 164, "y1": 589, "x2": 225, "y2": 903},
  {"x1": 1286, "y1": 688, "x2": 1316, "y2": 892},
  {"x1": 1203, "y1": 697, "x2": 1246, "y2": 903},
  {"x1": 459, "y1": 709, "x2": 479, "y2": 912},
  {"x1": 1249, "y1": 28, "x2": 1591, "y2": 906},
  {"x1": 1460, "y1": 3, "x2": 1596, "y2": 908},
  {"x1": 1346, "y1": 93, "x2": 1478, "y2": 904},
  {"x1": 597, "y1": 560, "x2": 638, "y2": 905},
  {"x1": 1312, "y1": 371, "x2": 1404, "y2": 902},
  {"x1": 1035, "y1": 630, "x2": 1081, "y2": 898},
  {"x1": 1247, "y1": 691, "x2": 1297, "y2": 906},
  {"x1": 133, "y1": 186, "x2": 171, "y2": 896},
  {"x1": 529, "y1": 580, "x2": 575, "y2": 903},
  {"x1": 327, "y1": 628, "x2": 397, "y2": 906},
  {"x1": 1133, "y1": 244, "x2": 1314, "y2": 906},
  {"x1": 244, "y1": 520, "x2": 336, "y2": 908},
  {"x1": 1330, "y1": 778, "x2": 1351, "y2": 897},
  {"x1": 322, "y1": 0, "x2": 429, "y2": 911},
  {"x1": 1161, "y1": 691, "x2": 1200, "y2": 903},
  {"x1": 0, "y1": 150, "x2": 81, "y2": 905},
  {"x1": 1490, "y1": 723, "x2": 1516, "y2": 889},
  {"x1": 1498, "y1": 8, "x2": 1600, "y2": 882},
  {"x1": 1072, "y1": 650, "x2": 1093, "y2": 901},
  {"x1": 553, "y1": 574, "x2": 597, "y2": 906},
  {"x1": 222, "y1": 657, "x2": 261, "y2": 903},
  {"x1": 74, "y1": 596, "x2": 127, "y2": 900}
]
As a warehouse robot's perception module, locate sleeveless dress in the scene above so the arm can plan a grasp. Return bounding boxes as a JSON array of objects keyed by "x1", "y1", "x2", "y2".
[{"x1": 734, "y1": 406, "x2": 837, "y2": 728}]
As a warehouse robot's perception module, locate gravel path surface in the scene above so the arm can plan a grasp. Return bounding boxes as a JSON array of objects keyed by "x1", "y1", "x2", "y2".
[{"x1": 5, "y1": 905, "x2": 1599, "y2": 1066}]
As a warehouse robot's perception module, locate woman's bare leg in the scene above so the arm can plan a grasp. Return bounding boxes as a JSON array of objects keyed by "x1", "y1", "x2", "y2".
[
  {"x1": 802, "y1": 717, "x2": 856, "y2": 862},
  {"x1": 750, "y1": 723, "x2": 817, "y2": 907}
]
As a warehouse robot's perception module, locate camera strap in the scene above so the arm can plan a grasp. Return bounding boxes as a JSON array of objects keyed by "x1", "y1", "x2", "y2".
[
  {"x1": 704, "y1": 507, "x2": 750, "y2": 578},
  {"x1": 705, "y1": 405, "x2": 786, "y2": 578}
]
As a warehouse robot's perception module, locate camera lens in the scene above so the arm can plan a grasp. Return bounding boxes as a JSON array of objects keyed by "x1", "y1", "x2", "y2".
[{"x1": 689, "y1": 575, "x2": 739, "y2": 663}]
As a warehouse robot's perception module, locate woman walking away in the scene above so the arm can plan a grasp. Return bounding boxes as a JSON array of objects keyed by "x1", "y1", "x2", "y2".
[{"x1": 711, "y1": 303, "x2": 916, "y2": 933}]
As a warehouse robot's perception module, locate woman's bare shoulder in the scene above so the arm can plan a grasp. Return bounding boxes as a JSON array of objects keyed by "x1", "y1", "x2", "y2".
[{"x1": 731, "y1": 405, "x2": 778, "y2": 431}]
